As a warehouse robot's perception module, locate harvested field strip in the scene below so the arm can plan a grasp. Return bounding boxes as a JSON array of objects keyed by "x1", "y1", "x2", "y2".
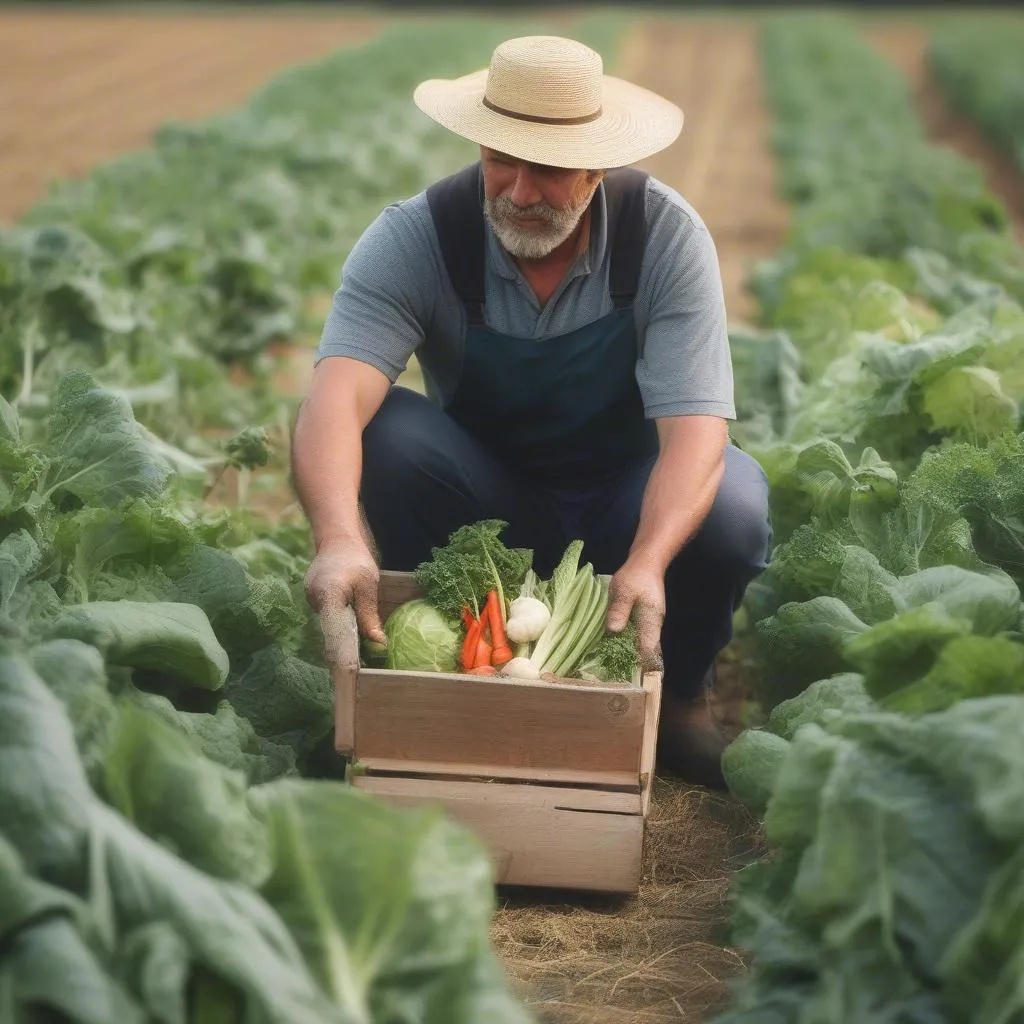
[
  {"x1": 0, "y1": 9, "x2": 384, "y2": 221},
  {"x1": 621, "y1": 18, "x2": 789, "y2": 320}
]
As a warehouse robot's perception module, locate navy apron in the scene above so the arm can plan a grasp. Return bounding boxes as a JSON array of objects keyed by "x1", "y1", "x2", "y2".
[{"x1": 426, "y1": 162, "x2": 658, "y2": 488}]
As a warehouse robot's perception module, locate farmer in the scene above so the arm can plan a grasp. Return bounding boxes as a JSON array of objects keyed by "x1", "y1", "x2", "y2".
[{"x1": 292, "y1": 36, "x2": 772, "y2": 789}]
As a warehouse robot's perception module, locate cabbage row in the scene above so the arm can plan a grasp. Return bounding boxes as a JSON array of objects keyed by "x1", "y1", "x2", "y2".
[
  {"x1": 0, "y1": 370, "x2": 535, "y2": 1023},
  {"x1": 712, "y1": 15, "x2": 1024, "y2": 1023},
  {"x1": 0, "y1": 15, "x2": 648, "y2": 1022},
  {"x1": 928, "y1": 18, "x2": 1024, "y2": 173}
]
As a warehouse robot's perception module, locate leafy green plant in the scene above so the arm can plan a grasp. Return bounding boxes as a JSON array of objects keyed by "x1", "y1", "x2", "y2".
[{"x1": 929, "y1": 19, "x2": 1024, "y2": 173}]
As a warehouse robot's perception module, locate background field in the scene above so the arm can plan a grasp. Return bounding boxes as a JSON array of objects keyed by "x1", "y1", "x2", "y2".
[{"x1": 2, "y1": 4, "x2": 1022, "y2": 1021}]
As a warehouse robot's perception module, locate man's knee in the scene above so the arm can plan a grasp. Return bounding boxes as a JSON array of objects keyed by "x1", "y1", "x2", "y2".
[
  {"x1": 364, "y1": 387, "x2": 426, "y2": 461},
  {"x1": 691, "y1": 445, "x2": 772, "y2": 579}
]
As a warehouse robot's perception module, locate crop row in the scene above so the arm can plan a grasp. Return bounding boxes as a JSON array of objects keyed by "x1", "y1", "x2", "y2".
[
  {"x1": 712, "y1": 15, "x2": 1024, "y2": 1023},
  {"x1": 928, "y1": 17, "x2": 1024, "y2": 173}
]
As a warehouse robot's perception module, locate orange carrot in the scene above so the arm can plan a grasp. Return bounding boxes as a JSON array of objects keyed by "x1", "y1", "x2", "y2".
[
  {"x1": 470, "y1": 664, "x2": 497, "y2": 676},
  {"x1": 472, "y1": 626, "x2": 493, "y2": 670},
  {"x1": 461, "y1": 616, "x2": 482, "y2": 672},
  {"x1": 486, "y1": 590, "x2": 513, "y2": 667}
]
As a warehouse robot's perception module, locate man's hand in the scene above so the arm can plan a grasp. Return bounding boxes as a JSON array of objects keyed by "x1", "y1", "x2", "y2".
[
  {"x1": 304, "y1": 535, "x2": 386, "y2": 661},
  {"x1": 605, "y1": 553, "x2": 666, "y2": 673}
]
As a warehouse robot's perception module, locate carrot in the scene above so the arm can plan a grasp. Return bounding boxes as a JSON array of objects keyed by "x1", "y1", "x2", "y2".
[
  {"x1": 470, "y1": 664, "x2": 497, "y2": 676},
  {"x1": 461, "y1": 616, "x2": 482, "y2": 672},
  {"x1": 461, "y1": 607, "x2": 475, "y2": 630},
  {"x1": 485, "y1": 589, "x2": 513, "y2": 667},
  {"x1": 472, "y1": 623, "x2": 493, "y2": 670}
]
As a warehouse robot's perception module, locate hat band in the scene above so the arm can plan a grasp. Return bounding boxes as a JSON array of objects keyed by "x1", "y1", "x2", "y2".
[{"x1": 482, "y1": 95, "x2": 603, "y2": 126}]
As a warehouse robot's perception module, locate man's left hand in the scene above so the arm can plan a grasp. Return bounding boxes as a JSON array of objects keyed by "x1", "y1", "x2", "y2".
[{"x1": 606, "y1": 553, "x2": 666, "y2": 673}]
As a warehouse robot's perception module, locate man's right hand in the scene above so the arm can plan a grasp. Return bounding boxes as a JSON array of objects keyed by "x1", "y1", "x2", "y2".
[{"x1": 304, "y1": 536, "x2": 387, "y2": 658}]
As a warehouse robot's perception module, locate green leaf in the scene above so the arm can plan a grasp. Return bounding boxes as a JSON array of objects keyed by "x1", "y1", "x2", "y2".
[
  {"x1": 252, "y1": 778, "x2": 533, "y2": 1024},
  {"x1": 755, "y1": 596, "x2": 871, "y2": 707},
  {"x1": 226, "y1": 645, "x2": 333, "y2": 767},
  {"x1": 765, "y1": 673, "x2": 874, "y2": 740},
  {"x1": 29, "y1": 638, "x2": 117, "y2": 787},
  {"x1": 224, "y1": 425, "x2": 271, "y2": 470},
  {"x1": 54, "y1": 497, "x2": 197, "y2": 603},
  {"x1": 46, "y1": 600, "x2": 230, "y2": 691},
  {"x1": 722, "y1": 730, "x2": 792, "y2": 815},
  {"x1": 921, "y1": 365, "x2": 1019, "y2": 444},
  {"x1": 126, "y1": 688, "x2": 297, "y2": 784},
  {"x1": 0, "y1": 652, "x2": 93, "y2": 879},
  {"x1": 0, "y1": 528, "x2": 42, "y2": 618},
  {"x1": 0, "y1": 836, "x2": 147, "y2": 1024},
  {"x1": 889, "y1": 564, "x2": 1022, "y2": 636},
  {"x1": 166, "y1": 544, "x2": 308, "y2": 661},
  {"x1": 881, "y1": 635, "x2": 1024, "y2": 714},
  {"x1": 0, "y1": 394, "x2": 20, "y2": 443},
  {"x1": 845, "y1": 602, "x2": 971, "y2": 696},
  {"x1": 41, "y1": 370, "x2": 172, "y2": 508},
  {"x1": 104, "y1": 700, "x2": 271, "y2": 886},
  {"x1": 91, "y1": 799, "x2": 344, "y2": 1024}
]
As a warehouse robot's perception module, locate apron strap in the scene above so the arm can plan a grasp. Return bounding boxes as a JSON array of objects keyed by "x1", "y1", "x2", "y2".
[
  {"x1": 426, "y1": 162, "x2": 487, "y2": 327},
  {"x1": 425, "y1": 161, "x2": 650, "y2": 322},
  {"x1": 603, "y1": 167, "x2": 649, "y2": 310}
]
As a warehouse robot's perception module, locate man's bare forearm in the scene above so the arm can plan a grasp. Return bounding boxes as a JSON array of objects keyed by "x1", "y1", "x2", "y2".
[
  {"x1": 290, "y1": 358, "x2": 389, "y2": 551},
  {"x1": 628, "y1": 416, "x2": 728, "y2": 573}
]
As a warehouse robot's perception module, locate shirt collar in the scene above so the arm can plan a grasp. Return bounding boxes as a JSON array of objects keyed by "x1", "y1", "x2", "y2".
[{"x1": 485, "y1": 179, "x2": 609, "y2": 284}]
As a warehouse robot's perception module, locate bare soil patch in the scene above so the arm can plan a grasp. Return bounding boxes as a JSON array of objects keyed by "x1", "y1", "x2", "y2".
[
  {"x1": 869, "y1": 23, "x2": 1024, "y2": 241},
  {"x1": 622, "y1": 18, "x2": 789, "y2": 322},
  {"x1": 0, "y1": 7, "x2": 383, "y2": 221}
]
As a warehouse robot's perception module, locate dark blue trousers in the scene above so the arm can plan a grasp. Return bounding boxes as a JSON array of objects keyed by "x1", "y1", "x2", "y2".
[{"x1": 360, "y1": 387, "x2": 772, "y2": 701}]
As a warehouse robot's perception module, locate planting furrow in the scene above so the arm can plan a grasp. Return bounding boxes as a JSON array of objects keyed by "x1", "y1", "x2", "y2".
[{"x1": 0, "y1": 10, "x2": 384, "y2": 221}]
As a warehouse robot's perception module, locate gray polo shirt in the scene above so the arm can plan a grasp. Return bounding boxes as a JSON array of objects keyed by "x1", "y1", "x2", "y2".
[{"x1": 316, "y1": 173, "x2": 735, "y2": 421}]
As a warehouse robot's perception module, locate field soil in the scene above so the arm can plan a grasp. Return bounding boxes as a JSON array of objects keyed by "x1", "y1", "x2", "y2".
[
  {"x1": 869, "y1": 24, "x2": 1024, "y2": 241},
  {"x1": 624, "y1": 19, "x2": 790, "y2": 323},
  {"x1": 0, "y1": 8, "x2": 383, "y2": 222},
  {"x1": 490, "y1": 18, "x2": 782, "y2": 1024}
]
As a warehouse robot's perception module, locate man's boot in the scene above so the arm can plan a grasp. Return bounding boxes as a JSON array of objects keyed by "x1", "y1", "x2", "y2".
[{"x1": 655, "y1": 664, "x2": 727, "y2": 790}]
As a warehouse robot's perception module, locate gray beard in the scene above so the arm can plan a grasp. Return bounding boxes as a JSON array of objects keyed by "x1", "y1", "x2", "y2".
[{"x1": 484, "y1": 191, "x2": 591, "y2": 260}]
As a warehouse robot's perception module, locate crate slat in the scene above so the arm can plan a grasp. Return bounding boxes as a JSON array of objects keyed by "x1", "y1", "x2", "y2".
[
  {"x1": 353, "y1": 774, "x2": 644, "y2": 892},
  {"x1": 354, "y1": 670, "x2": 646, "y2": 786}
]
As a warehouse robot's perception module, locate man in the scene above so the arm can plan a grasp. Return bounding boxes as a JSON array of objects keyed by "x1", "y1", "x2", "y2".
[{"x1": 292, "y1": 35, "x2": 772, "y2": 789}]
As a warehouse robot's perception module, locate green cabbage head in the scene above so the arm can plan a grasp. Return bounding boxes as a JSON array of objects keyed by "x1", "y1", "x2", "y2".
[{"x1": 384, "y1": 599, "x2": 461, "y2": 673}]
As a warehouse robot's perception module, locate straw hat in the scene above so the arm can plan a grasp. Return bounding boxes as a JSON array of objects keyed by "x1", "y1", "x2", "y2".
[{"x1": 413, "y1": 36, "x2": 684, "y2": 170}]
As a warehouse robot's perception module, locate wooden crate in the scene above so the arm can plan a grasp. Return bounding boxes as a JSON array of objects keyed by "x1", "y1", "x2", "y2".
[{"x1": 332, "y1": 570, "x2": 663, "y2": 893}]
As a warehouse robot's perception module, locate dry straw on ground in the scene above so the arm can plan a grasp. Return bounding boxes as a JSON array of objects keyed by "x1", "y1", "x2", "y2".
[{"x1": 491, "y1": 775, "x2": 761, "y2": 1023}]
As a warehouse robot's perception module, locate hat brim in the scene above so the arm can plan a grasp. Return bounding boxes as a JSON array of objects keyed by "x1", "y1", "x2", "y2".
[{"x1": 413, "y1": 69, "x2": 684, "y2": 170}]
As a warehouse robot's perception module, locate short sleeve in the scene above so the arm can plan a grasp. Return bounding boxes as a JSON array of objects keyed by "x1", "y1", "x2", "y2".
[
  {"x1": 634, "y1": 182, "x2": 736, "y2": 420},
  {"x1": 315, "y1": 200, "x2": 439, "y2": 381}
]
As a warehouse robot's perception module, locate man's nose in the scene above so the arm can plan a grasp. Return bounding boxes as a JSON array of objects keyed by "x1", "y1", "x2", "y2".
[{"x1": 509, "y1": 166, "x2": 543, "y2": 208}]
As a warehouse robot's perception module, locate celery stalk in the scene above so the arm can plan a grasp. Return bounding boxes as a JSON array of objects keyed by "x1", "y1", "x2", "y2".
[
  {"x1": 537, "y1": 568, "x2": 594, "y2": 675},
  {"x1": 559, "y1": 576, "x2": 611, "y2": 678},
  {"x1": 527, "y1": 563, "x2": 591, "y2": 672},
  {"x1": 550, "y1": 574, "x2": 609, "y2": 678}
]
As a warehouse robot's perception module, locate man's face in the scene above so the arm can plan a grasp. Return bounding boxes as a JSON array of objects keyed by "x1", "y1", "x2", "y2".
[{"x1": 480, "y1": 147, "x2": 603, "y2": 260}]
